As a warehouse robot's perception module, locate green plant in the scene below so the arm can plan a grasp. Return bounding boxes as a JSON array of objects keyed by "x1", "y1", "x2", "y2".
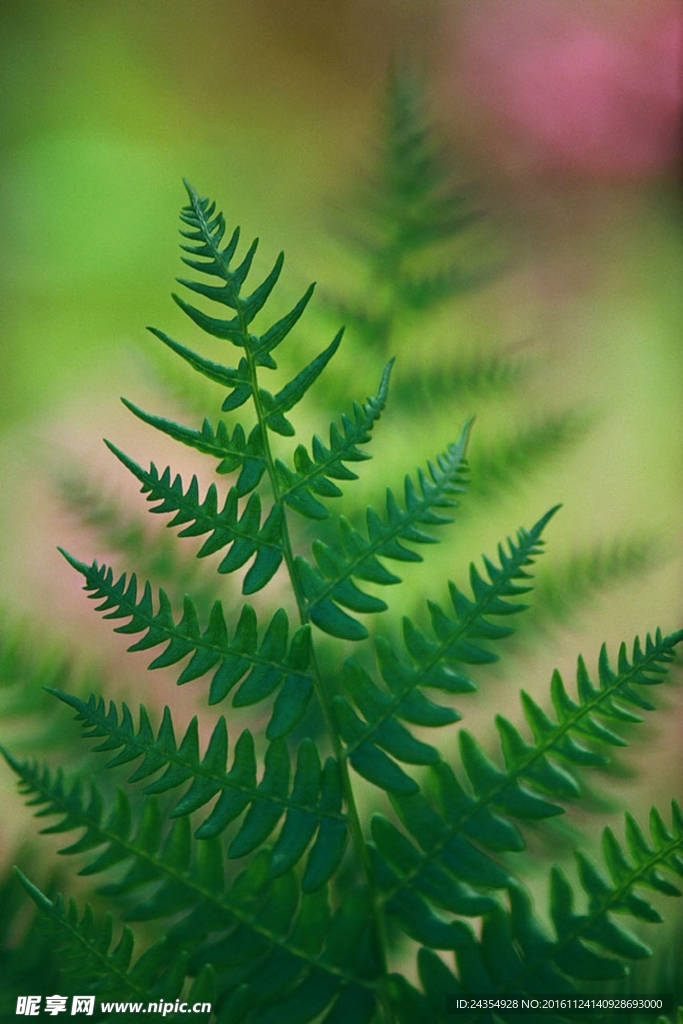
[
  {"x1": 53, "y1": 71, "x2": 660, "y2": 649},
  {"x1": 2, "y1": 181, "x2": 681, "y2": 1024}
]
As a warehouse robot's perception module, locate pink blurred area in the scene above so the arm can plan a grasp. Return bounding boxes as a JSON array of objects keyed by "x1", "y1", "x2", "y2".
[{"x1": 441, "y1": 0, "x2": 682, "y2": 180}]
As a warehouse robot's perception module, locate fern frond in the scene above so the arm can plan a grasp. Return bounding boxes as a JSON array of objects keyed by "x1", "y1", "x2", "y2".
[
  {"x1": 56, "y1": 466, "x2": 222, "y2": 617},
  {"x1": 2, "y1": 748, "x2": 329, "y2": 895},
  {"x1": 124, "y1": 359, "x2": 393, "y2": 525},
  {"x1": 120, "y1": 400, "x2": 267, "y2": 485},
  {"x1": 56, "y1": 556, "x2": 312, "y2": 728},
  {"x1": 13, "y1": 171, "x2": 679, "y2": 1024},
  {"x1": 96, "y1": 448, "x2": 284, "y2": 592},
  {"x1": 504, "y1": 627, "x2": 683, "y2": 793},
  {"x1": 274, "y1": 359, "x2": 393, "y2": 520},
  {"x1": 463, "y1": 803, "x2": 683, "y2": 1004},
  {"x1": 14, "y1": 869, "x2": 205, "y2": 1006},
  {"x1": 186, "y1": 859, "x2": 381, "y2": 1024},
  {"x1": 295, "y1": 422, "x2": 471, "y2": 641},
  {"x1": 388, "y1": 803, "x2": 683, "y2": 1021},
  {"x1": 374, "y1": 628, "x2": 682, "y2": 949},
  {"x1": 6, "y1": 753, "x2": 381, "y2": 1022},
  {"x1": 331, "y1": 507, "x2": 558, "y2": 795},
  {"x1": 469, "y1": 409, "x2": 590, "y2": 499},
  {"x1": 44, "y1": 690, "x2": 348, "y2": 881},
  {"x1": 170, "y1": 183, "x2": 344, "y2": 429},
  {"x1": 177, "y1": 183, "x2": 281, "y2": 307}
]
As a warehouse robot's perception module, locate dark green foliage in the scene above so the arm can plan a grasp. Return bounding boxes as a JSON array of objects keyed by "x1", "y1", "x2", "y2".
[
  {"x1": 57, "y1": 551, "x2": 313, "y2": 726},
  {"x1": 0, "y1": 857, "x2": 62, "y2": 1018},
  {"x1": 14, "y1": 869, "x2": 202, "y2": 998},
  {"x1": 2, "y1": 178, "x2": 680, "y2": 1024}
]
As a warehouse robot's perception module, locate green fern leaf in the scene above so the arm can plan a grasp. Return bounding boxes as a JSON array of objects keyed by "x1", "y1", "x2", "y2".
[
  {"x1": 389, "y1": 802, "x2": 683, "y2": 1018},
  {"x1": 4, "y1": 749, "x2": 383, "y2": 1020},
  {"x1": 121, "y1": 358, "x2": 392, "y2": 519},
  {"x1": 371, "y1": 628, "x2": 683, "y2": 960},
  {"x1": 330, "y1": 507, "x2": 558, "y2": 796},
  {"x1": 57, "y1": 554, "x2": 313, "y2": 721},
  {"x1": 381, "y1": 629, "x2": 682, "y2": 915},
  {"x1": 93, "y1": 448, "x2": 283, "y2": 592},
  {"x1": 5, "y1": 176, "x2": 681, "y2": 1024},
  {"x1": 147, "y1": 326, "x2": 252, "y2": 406},
  {"x1": 460, "y1": 803, "x2": 683, "y2": 1001},
  {"x1": 263, "y1": 329, "x2": 343, "y2": 437},
  {"x1": 55, "y1": 465, "x2": 222, "y2": 617},
  {"x1": 295, "y1": 421, "x2": 471, "y2": 640},
  {"x1": 120, "y1": 400, "x2": 266, "y2": 487},
  {"x1": 13, "y1": 869, "x2": 197, "y2": 1002},
  {"x1": 5, "y1": 704, "x2": 347, "y2": 886}
]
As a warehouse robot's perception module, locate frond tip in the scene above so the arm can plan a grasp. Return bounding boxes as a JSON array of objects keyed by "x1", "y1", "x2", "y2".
[
  {"x1": 13, "y1": 868, "x2": 205, "y2": 1003},
  {"x1": 96, "y1": 446, "x2": 285, "y2": 593}
]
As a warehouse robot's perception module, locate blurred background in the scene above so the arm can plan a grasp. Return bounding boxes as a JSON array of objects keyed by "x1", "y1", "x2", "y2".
[{"x1": 0, "y1": 0, "x2": 681, "y2": 875}]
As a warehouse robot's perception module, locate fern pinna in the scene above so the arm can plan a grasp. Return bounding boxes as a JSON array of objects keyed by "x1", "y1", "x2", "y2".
[{"x1": 3, "y1": 183, "x2": 682, "y2": 1024}]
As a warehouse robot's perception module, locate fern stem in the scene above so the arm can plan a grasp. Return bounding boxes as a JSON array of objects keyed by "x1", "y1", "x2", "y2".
[
  {"x1": 333, "y1": 730, "x2": 397, "y2": 1023},
  {"x1": 237, "y1": 304, "x2": 396, "y2": 1024}
]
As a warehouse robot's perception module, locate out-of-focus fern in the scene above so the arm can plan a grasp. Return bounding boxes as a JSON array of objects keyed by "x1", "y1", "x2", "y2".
[
  {"x1": 0, "y1": 617, "x2": 92, "y2": 754},
  {"x1": 2, "y1": 183, "x2": 680, "y2": 1024},
  {"x1": 319, "y1": 68, "x2": 661, "y2": 630},
  {"x1": 327, "y1": 68, "x2": 493, "y2": 350},
  {"x1": 466, "y1": 410, "x2": 592, "y2": 501},
  {"x1": 0, "y1": 855, "x2": 63, "y2": 1019},
  {"x1": 659, "y1": 1011, "x2": 683, "y2": 1024},
  {"x1": 528, "y1": 533, "x2": 665, "y2": 631}
]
